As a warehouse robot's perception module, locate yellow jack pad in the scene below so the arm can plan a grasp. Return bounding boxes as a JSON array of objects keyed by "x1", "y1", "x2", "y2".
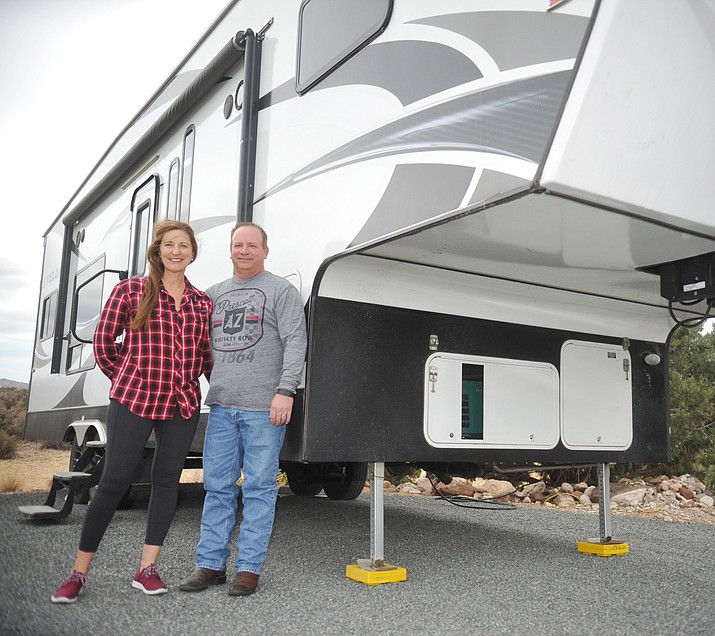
[
  {"x1": 578, "y1": 540, "x2": 630, "y2": 557},
  {"x1": 346, "y1": 563, "x2": 407, "y2": 585}
]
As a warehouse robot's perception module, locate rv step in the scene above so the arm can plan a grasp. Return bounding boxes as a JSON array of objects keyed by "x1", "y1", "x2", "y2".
[
  {"x1": 52, "y1": 471, "x2": 93, "y2": 483},
  {"x1": 17, "y1": 504, "x2": 74, "y2": 520},
  {"x1": 17, "y1": 447, "x2": 104, "y2": 521}
]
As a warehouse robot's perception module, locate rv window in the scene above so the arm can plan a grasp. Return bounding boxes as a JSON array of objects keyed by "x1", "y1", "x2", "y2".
[
  {"x1": 179, "y1": 126, "x2": 195, "y2": 221},
  {"x1": 67, "y1": 256, "x2": 106, "y2": 374},
  {"x1": 129, "y1": 175, "x2": 160, "y2": 277},
  {"x1": 39, "y1": 292, "x2": 57, "y2": 341},
  {"x1": 167, "y1": 157, "x2": 180, "y2": 219},
  {"x1": 296, "y1": 0, "x2": 392, "y2": 94},
  {"x1": 131, "y1": 202, "x2": 152, "y2": 276}
]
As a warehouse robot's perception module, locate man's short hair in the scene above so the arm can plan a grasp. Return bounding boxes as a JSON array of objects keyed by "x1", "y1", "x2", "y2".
[{"x1": 231, "y1": 222, "x2": 268, "y2": 248}]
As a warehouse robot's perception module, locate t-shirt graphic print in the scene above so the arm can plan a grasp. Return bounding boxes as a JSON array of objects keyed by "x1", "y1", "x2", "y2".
[{"x1": 212, "y1": 288, "x2": 265, "y2": 351}]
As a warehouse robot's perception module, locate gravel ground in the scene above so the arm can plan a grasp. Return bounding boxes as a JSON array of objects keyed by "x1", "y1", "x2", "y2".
[{"x1": 2, "y1": 485, "x2": 714, "y2": 636}]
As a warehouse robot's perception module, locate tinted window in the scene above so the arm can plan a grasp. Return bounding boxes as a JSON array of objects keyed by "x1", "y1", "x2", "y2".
[
  {"x1": 129, "y1": 175, "x2": 159, "y2": 277},
  {"x1": 167, "y1": 157, "x2": 180, "y2": 220},
  {"x1": 40, "y1": 292, "x2": 57, "y2": 340},
  {"x1": 296, "y1": 0, "x2": 392, "y2": 93},
  {"x1": 179, "y1": 126, "x2": 195, "y2": 221},
  {"x1": 67, "y1": 256, "x2": 106, "y2": 374}
]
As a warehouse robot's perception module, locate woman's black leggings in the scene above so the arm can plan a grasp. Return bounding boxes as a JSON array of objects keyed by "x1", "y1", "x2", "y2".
[{"x1": 78, "y1": 400, "x2": 199, "y2": 553}]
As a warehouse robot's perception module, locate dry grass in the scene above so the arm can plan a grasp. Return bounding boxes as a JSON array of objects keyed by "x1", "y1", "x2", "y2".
[{"x1": 0, "y1": 474, "x2": 24, "y2": 493}]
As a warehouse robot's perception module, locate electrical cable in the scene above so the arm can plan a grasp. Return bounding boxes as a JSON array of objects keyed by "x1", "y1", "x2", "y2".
[
  {"x1": 426, "y1": 474, "x2": 516, "y2": 510},
  {"x1": 665, "y1": 297, "x2": 714, "y2": 351}
]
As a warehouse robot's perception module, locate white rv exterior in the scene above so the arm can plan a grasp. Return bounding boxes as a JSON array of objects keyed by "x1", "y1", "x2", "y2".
[{"x1": 25, "y1": 0, "x2": 715, "y2": 494}]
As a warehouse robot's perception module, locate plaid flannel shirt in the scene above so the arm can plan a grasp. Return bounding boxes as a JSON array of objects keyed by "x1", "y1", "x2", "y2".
[{"x1": 93, "y1": 277, "x2": 212, "y2": 420}]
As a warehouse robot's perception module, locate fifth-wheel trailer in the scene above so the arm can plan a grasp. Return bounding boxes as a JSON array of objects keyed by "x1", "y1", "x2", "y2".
[{"x1": 23, "y1": 0, "x2": 715, "y2": 550}]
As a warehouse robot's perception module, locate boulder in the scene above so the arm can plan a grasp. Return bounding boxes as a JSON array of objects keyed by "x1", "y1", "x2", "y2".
[
  {"x1": 397, "y1": 482, "x2": 422, "y2": 496},
  {"x1": 519, "y1": 481, "x2": 546, "y2": 500},
  {"x1": 437, "y1": 477, "x2": 475, "y2": 497},
  {"x1": 611, "y1": 487, "x2": 651, "y2": 507}
]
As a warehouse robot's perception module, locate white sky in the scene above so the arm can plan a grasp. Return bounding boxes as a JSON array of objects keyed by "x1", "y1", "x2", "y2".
[{"x1": 0, "y1": 0, "x2": 228, "y2": 383}]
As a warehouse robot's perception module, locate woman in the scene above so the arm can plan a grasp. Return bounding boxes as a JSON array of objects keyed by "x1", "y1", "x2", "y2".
[{"x1": 52, "y1": 220, "x2": 212, "y2": 603}]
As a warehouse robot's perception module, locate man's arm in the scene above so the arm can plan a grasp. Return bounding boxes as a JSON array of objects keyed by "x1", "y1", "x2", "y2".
[{"x1": 270, "y1": 285, "x2": 307, "y2": 425}]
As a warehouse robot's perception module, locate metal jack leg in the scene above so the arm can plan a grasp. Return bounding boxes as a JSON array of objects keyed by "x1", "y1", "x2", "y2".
[
  {"x1": 345, "y1": 462, "x2": 407, "y2": 585},
  {"x1": 577, "y1": 463, "x2": 630, "y2": 557}
]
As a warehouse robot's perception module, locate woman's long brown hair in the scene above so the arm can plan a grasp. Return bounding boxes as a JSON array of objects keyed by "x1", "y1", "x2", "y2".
[{"x1": 130, "y1": 220, "x2": 198, "y2": 331}]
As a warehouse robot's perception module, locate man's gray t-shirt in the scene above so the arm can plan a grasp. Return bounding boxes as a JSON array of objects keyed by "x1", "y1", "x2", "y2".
[{"x1": 205, "y1": 271, "x2": 307, "y2": 411}]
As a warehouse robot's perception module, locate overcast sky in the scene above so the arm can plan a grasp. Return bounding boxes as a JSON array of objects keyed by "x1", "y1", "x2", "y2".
[{"x1": 0, "y1": 0, "x2": 227, "y2": 383}]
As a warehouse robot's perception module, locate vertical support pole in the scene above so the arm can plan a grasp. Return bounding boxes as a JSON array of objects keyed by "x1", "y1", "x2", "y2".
[
  {"x1": 597, "y1": 462, "x2": 612, "y2": 542},
  {"x1": 346, "y1": 461, "x2": 407, "y2": 582},
  {"x1": 370, "y1": 461, "x2": 385, "y2": 567},
  {"x1": 577, "y1": 463, "x2": 628, "y2": 556}
]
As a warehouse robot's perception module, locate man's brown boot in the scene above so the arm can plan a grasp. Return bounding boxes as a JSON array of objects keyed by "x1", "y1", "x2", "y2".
[
  {"x1": 178, "y1": 567, "x2": 226, "y2": 592},
  {"x1": 228, "y1": 571, "x2": 259, "y2": 596}
]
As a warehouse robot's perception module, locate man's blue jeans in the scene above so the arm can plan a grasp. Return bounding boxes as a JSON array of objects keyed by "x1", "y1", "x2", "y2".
[{"x1": 196, "y1": 405, "x2": 286, "y2": 575}]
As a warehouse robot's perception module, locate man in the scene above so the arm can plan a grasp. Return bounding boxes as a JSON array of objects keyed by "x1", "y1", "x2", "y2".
[{"x1": 179, "y1": 222, "x2": 307, "y2": 596}]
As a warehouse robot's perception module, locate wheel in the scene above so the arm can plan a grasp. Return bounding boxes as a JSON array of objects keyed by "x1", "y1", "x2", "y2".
[
  {"x1": 322, "y1": 462, "x2": 368, "y2": 500},
  {"x1": 69, "y1": 431, "x2": 102, "y2": 505},
  {"x1": 286, "y1": 465, "x2": 323, "y2": 497},
  {"x1": 69, "y1": 432, "x2": 95, "y2": 471}
]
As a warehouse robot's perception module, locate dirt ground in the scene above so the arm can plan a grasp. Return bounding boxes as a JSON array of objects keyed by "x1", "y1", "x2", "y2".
[{"x1": 0, "y1": 441, "x2": 202, "y2": 493}]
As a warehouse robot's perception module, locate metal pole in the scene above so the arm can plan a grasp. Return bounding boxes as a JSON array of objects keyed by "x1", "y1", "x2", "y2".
[
  {"x1": 597, "y1": 462, "x2": 612, "y2": 542},
  {"x1": 370, "y1": 461, "x2": 385, "y2": 566}
]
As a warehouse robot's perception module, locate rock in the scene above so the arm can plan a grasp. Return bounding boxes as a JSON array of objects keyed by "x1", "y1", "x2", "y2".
[
  {"x1": 611, "y1": 487, "x2": 651, "y2": 507},
  {"x1": 479, "y1": 479, "x2": 516, "y2": 499},
  {"x1": 699, "y1": 495, "x2": 714, "y2": 507},
  {"x1": 680, "y1": 486, "x2": 695, "y2": 500},
  {"x1": 437, "y1": 477, "x2": 475, "y2": 497},
  {"x1": 561, "y1": 482, "x2": 574, "y2": 493},
  {"x1": 575, "y1": 482, "x2": 589, "y2": 492},
  {"x1": 579, "y1": 494, "x2": 592, "y2": 505},
  {"x1": 415, "y1": 476, "x2": 436, "y2": 495},
  {"x1": 658, "y1": 480, "x2": 672, "y2": 492},
  {"x1": 584, "y1": 485, "x2": 596, "y2": 499},
  {"x1": 553, "y1": 493, "x2": 576, "y2": 507},
  {"x1": 519, "y1": 481, "x2": 546, "y2": 500},
  {"x1": 396, "y1": 482, "x2": 422, "y2": 496},
  {"x1": 681, "y1": 476, "x2": 707, "y2": 494}
]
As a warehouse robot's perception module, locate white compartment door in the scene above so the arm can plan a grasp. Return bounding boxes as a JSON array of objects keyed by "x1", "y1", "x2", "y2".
[
  {"x1": 561, "y1": 340, "x2": 633, "y2": 450},
  {"x1": 424, "y1": 353, "x2": 559, "y2": 449}
]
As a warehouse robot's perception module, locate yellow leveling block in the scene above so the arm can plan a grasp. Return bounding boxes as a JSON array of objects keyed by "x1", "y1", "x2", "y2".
[
  {"x1": 577, "y1": 540, "x2": 630, "y2": 557},
  {"x1": 346, "y1": 563, "x2": 407, "y2": 585}
]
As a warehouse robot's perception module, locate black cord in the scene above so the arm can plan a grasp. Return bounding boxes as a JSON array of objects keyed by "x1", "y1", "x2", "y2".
[
  {"x1": 427, "y1": 474, "x2": 516, "y2": 510},
  {"x1": 666, "y1": 298, "x2": 714, "y2": 350}
]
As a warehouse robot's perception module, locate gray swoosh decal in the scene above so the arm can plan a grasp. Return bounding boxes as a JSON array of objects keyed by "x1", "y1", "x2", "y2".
[
  {"x1": 411, "y1": 11, "x2": 588, "y2": 71},
  {"x1": 53, "y1": 373, "x2": 88, "y2": 409},
  {"x1": 316, "y1": 40, "x2": 482, "y2": 106},
  {"x1": 256, "y1": 71, "x2": 571, "y2": 204},
  {"x1": 350, "y1": 164, "x2": 476, "y2": 246}
]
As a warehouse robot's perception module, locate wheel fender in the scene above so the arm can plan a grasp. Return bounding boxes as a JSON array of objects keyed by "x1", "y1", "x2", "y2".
[{"x1": 63, "y1": 419, "x2": 107, "y2": 446}]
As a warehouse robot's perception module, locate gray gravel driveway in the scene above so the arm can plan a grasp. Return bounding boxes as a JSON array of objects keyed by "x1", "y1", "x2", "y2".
[{"x1": 2, "y1": 485, "x2": 714, "y2": 635}]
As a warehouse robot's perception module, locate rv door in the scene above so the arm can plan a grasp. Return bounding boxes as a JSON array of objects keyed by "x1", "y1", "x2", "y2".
[{"x1": 128, "y1": 175, "x2": 161, "y2": 277}]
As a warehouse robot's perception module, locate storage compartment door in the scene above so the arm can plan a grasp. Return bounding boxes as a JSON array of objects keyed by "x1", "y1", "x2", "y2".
[
  {"x1": 424, "y1": 353, "x2": 559, "y2": 449},
  {"x1": 561, "y1": 340, "x2": 633, "y2": 450}
]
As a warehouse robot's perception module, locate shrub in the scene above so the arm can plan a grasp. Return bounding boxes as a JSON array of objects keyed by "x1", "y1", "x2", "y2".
[{"x1": 0, "y1": 429, "x2": 19, "y2": 460}]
